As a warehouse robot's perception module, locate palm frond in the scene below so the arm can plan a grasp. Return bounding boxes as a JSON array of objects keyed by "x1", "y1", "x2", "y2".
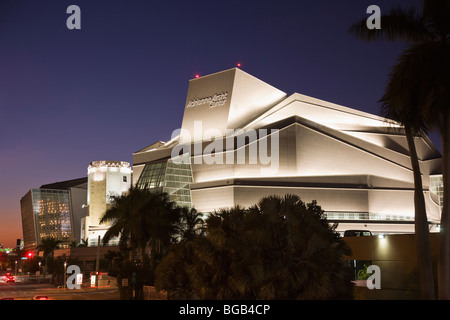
[
  {"x1": 380, "y1": 40, "x2": 450, "y2": 133},
  {"x1": 422, "y1": 0, "x2": 450, "y2": 40}
]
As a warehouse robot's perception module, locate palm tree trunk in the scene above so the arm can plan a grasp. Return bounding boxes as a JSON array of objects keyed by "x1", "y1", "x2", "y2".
[
  {"x1": 438, "y1": 110, "x2": 450, "y2": 300},
  {"x1": 405, "y1": 125, "x2": 436, "y2": 299}
]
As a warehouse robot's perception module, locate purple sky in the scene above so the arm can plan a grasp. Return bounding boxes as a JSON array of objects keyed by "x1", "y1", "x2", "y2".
[{"x1": 0, "y1": 0, "x2": 441, "y2": 248}]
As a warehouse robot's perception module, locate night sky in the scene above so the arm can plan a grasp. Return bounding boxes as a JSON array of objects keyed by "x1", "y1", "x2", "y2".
[{"x1": 0, "y1": 0, "x2": 441, "y2": 248}]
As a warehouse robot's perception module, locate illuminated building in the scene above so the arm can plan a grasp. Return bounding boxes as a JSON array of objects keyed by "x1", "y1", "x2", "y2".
[
  {"x1": 135, "y1": 67, "x2": 442, "y2": 235},
  {"x1": 20, "y1": 178, "x2": 87, "y2": 250},
  {"x1": 81, "y1": 161, "x2": 132, "y2": 246}
]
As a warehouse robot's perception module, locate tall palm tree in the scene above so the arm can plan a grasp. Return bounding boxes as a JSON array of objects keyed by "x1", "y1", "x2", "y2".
[
  {"x1": 100, "y1": 187, "x2": 181, "y2": 293},
  {"x1": 100, "y1": 186, "x2": 155, "y2": 262},
  {"x1": 380, "y1": 41, "x2": 450, "y2": 299},
  {"x1": 37, "y1": 237, "x2": 62, "y2": 280},
  {"x1": 100, "y1": 187, "x2": 180, "y2": 261},
  {"x1": 37, "y1": 237, "x2": 62, "y2": 259},
  {"x1": 141, "y1": 191, "x2": 181, "y2": 257},
  {"x1": 350, "y1": 0, "x2": 450, "y2": 299}
]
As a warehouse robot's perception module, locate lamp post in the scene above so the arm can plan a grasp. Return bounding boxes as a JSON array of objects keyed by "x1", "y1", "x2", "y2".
[
  {"x1": 63, "y1": 261, "x2": 67, "y2": 291},
  {"x1": 38, "y1": 261, "x2": 41, "y2": 285},
  {"x1": 96, "y1": 235, "x2": 100, "y2": 290}
]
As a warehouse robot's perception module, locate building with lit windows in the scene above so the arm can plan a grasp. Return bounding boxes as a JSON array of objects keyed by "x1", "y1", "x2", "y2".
[
  {"x1": 20, "y1": 178, "x2": 87, "y2": 250},
  {"x1": 81, "y1": 161, "x2": 132, "y2": 246},
  {"x1": 132, "y1": 68, "x2": 443, "y2": 236}
]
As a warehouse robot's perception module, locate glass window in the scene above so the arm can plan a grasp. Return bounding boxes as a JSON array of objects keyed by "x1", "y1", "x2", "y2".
[{"x1": 136, "y1": 156, "x2": 193, "y2": 208}]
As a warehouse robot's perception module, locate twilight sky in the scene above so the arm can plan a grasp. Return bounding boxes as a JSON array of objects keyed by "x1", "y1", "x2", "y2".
[{"x1": 0, "y1": 0, "x2": 441, "y2": 248}]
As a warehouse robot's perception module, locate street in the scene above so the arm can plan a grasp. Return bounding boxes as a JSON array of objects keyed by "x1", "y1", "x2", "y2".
[{"x1": 0, "y1": 276, "x2": 119, "y2": 300}]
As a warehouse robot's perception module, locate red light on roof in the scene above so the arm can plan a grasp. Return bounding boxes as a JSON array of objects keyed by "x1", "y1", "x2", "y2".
[
  {"x1": 195, "y1": 74, "x2": 200, "y2": 78},
  {"x1": 237, "y1": 63, "x2": 241, "y2": 67}
]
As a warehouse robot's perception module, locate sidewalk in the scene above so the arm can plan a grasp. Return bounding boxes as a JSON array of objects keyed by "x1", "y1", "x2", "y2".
[
  {"x1": 14, "y1": 275, "x2": 117, "y2": 292},
  {"x1": 13, "y1": 274, "x2": 52, "y2": 283}
]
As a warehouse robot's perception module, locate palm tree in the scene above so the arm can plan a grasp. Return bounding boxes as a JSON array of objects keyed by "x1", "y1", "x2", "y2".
[
  {"x1": 37, "y1": 237, "x2": 62, "y2": 281},
  {"x1": 100, "y1": 186, "x2": 181, "y2": 298},
  {"x1": 244, "y1": 195, "x2": 353, "y2": 299},
  {"x1": 156, "y1": 195, "x2": 353, "y2": 299},
  {"x1": 154, "y1": 207, "x2": 205, "y2": 299},
  {"x1": 37, "y1": 237, "x2": 62, "y2": 259},
  {"x1": 100, "y1": 186, "x2": 156, "y2": 262},
  {"x1": 350, "y1": 0, "x2": 450, "y2": 299},
  {"x1": 380, "y1": 42, "x2": 450, "y2": 299},
  {"x1": 176, "y1": 207, "x2": 205, "y2": 242},
  {"x1": 155, "y1": 239, "x2": 198, "y2": 299},
  {"x1": 77, "y1": 239, "x2": 88, "y2": 247},
  {"x1": 140, "y1": 191, "x2": 181, "y2": 259},
  {"x1": 199, "y1": 206, "x2": 251, "y2": 299}
]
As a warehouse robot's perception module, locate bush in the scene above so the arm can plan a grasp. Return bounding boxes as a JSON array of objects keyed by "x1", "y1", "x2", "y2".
[{"x1": 156, "y1": 194, "x2": 354, "y2": 300}]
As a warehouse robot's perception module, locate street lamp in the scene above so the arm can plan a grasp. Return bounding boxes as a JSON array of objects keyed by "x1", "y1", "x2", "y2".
[
  {"x1": 63, "y1": 261, "x2": 67, "y2": 291},
  {"x1": 38, "y1": 261, "x2": 41, "y2": 285}
]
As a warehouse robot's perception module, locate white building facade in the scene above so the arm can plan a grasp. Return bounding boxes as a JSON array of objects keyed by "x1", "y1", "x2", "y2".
[
  {"x1": 133, "y1": 68, "x2": 443, "y2": 236},
  {"x1": 82, "y1": 161, "x2": 132, "y2": 246}
]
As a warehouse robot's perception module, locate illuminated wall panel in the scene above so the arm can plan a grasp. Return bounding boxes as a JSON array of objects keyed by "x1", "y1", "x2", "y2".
[
  {"x1": 132, "y1": 67, "x2": 443, "y2": 235},
  {"x1": 84, "y1": 161, "x2": 131, "y2": 246}
]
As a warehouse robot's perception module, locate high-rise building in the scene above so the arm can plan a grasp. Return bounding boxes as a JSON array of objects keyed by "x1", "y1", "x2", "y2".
[
  {"x1": 133, "y1": 68, "x2": 443, "y2": 236},
  {"x1": 20, "y1": 178, "x2": 87, "y2": 250},
  {"x1": 81, "y1": 161, "x2": 132, "y2": 246}
]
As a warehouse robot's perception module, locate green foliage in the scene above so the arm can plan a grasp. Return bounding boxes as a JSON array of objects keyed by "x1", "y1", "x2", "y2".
[
  {"x1": 156, "y1": 195, "x2": 354, "y2": 300},
  {"x1": 357, "y1": 264, "x2": 371, "y2": 280},
  {"x1": 37, "y1": 237, "x2": 62, "y2": 258},
  {"x1": 100, "y1": 188, "x2": 199, "y2": 299},
  {"x1": 349, "y1": 0, "x2": 450, "y2": 134},
  {"x1": 101, "y1": 187, "x2": 181, "y2": 259},
  {"x1": 102, "y1": 190, "x2": 354, "y2": 300},
  {"x1": 350, "y1": 0, "x2": 450, "y2": 300},
  {"x1": 103, "y1": 248, "x2": 135, "y2": 299}
]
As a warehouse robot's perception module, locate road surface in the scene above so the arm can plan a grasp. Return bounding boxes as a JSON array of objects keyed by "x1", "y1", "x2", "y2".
[{"x1": 0, "y1": 276, "x2": 119, "y2": 300}]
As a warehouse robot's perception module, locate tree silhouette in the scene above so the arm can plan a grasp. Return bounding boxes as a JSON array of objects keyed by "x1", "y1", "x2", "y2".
[
  {"x1": 100, "y1": 187, "x2": 181, "y2": 299},
  {"x1": 156, "y1": 195, "x2": 353, "y2": 300},
  {"x1": 350, "y1": 0, "x2": 450, "y2": 299}
]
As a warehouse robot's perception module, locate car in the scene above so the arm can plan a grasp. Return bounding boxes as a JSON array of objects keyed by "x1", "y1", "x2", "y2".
[
  {"x1": 32, "y1": 295, "x2": 49, "y2": 300},
  {"x1": 3, "y1": 273, "x2": 15, "y2": 283}
]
